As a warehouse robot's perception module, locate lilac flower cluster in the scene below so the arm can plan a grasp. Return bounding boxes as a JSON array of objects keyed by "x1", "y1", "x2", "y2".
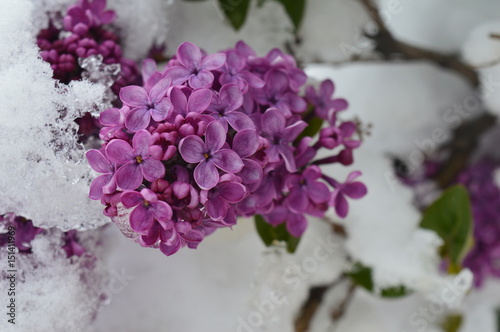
[
  {"x1": 87, "y1": 41, "x2": 367, "y2": 256},
  {"x1": 0, "y1": 213, "x2": 85, "y2": 257},
  {"x1": 456, "y1": 160, "x2": 500, "y2": 287},
  {"x1": 37, "y1": 0, "x2": 139, "y2": 94}
]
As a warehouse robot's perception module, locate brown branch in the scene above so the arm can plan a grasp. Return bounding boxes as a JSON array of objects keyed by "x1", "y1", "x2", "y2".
[
  {"x1": 359, "y1": 0, "x2": 479, "y2": 87},
  {"x1": 330, "y1": 281, "x2": 357, "y2": 322},
  {"x1": 294, "y1": 275, "x2": 347, "y2": 332}
]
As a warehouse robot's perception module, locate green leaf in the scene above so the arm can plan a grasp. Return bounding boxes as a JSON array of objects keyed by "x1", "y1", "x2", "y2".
[
  {"x1": 254, "y1": 215, "x2": 302, "y2": 253},
  {"x1": 218, "y1": 0, "x2": 251, "y2": 30},
  {"x1": 296, "y1": 112, "x2": 323, "y2": 143},
  {"x1": 441, "y1": 314, "x2": 463, "y2": 332},
  {"x1": 347, "y1": 263, "x2": 411, "y2": 298},
  {"x1": 419, "y1": 185, "x2": 474, "y2": 273},
  {"x1": 496, "y1": 308, "x2": 500, "y2": 332},
  {"x1": 274, "y1": 0, "x2": 306, "y2": 32}
]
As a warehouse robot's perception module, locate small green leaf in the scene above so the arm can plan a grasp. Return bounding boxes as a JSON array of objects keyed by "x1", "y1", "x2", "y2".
[
  {"x1": 347, "y1": 263, "x2": 411, "y2": 298},
  {"x1": 218, "y1": 0, "x2": 251, "y2": 30},
  {"x1": 419, "y1": 185, "x2": 474, "y2": 272},
  {"x1": 296, "y1": 112, "x2": 323, "y2": 143},
  {"x1": 441, "y1": 314, "x2": 463, "y2": 332},
  {"x1": 496, "y1": 308, "x2": 500, "y2": 332},
  {"x1": 274, "y1": 0, "x2": 306, "y2": 32},
  {"x1": 254, "y1": 215, "x2": 302, "y2": 253},
  {"x1": 255, "y1": 214, "x2": 275, "y2": 246}
]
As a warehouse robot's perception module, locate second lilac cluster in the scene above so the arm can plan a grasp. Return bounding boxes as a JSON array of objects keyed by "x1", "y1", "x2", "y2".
[{"x1": 87, "y1": 41, "x2": 367, "y2": 256}]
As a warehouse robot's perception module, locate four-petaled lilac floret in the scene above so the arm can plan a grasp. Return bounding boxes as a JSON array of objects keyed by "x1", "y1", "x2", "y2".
[
  {"x1": 179, "y1": 121, "x2": 243, "y2": 190},
  {"x1": 105, "y1": 130, "x2": 165, "y2": 190}
]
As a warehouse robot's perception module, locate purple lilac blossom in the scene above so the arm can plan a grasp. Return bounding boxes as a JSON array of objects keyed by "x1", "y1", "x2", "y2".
[{"x1": 87, "y1": 41, "x2": 366, "y2": 255}]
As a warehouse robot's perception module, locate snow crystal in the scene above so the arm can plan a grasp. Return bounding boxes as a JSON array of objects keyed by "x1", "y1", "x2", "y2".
[
  {"x1": 0, "y1": 228, "x2": 109, "y2": 332},
  {"x1": 0, "y1": 0, "x2": 108, "y2": 230}
]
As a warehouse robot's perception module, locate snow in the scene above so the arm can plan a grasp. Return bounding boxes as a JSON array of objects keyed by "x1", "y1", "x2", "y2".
[
  {"x1": 0, "y1": 0, "x2": 108, "y2": 230},
  {"x1": 0, "y1": 228, "x2": 109, "y2": 332}
]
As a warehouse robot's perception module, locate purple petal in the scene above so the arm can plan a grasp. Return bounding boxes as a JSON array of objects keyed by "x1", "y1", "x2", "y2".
[
  {"x1": 232, "y1": 129, "x2": 259, "y2": 157},
  {"x1": 201, "y1": 53, "x2": 226, "y2": 70},
  {"x1": 99, "y1": 108, "x2": 120, "y2": 125},
  {"x1": 140, "y1": 159, "x2": 165, "y2": 182},
  {"x1": 121, "y1": 191, "x2": 144, "y2": 208},
  {"x1": 189, "y1": 70, "x2": 214, "y2": 89},
  {"x1": 177, "y1": 42, "x2": 202, "y2": 69},
  {"x1": 205, "y1": 121, "x2": 226, "y2": 152},
  {"x1": 106, "y1": 139, "x2": 134, "y2": 164},
  {"x1": 225, "y1": 112, "x2": 255, "y2": 131},
  {"x1": 206, "y1": 195, "x2": 228, "y2": 220},
  {"x1": 194, "y1": 161, "x2": 219, "y2": 190},
  {"x1": 164, "y1": 67, "x2": 193, "y2": 86},
  {"x1": 89, "y1": 174, "x2": 112, "y2": 200},
  {"x1": 286, "y1": 189, "x2": 309, "y2": 213},
  {"x1": 179, "y1": 136, "x2": 206, "y2": 163},
  {"x1": 132, "y1": 130, "x2": 151, "y2": 156},
  {"x1": 86, "y1": 149, "x2": 112, "y2": 173},
  {"x1": 187, "y1": 88, "x2": 212, "y2": 113},
  {"x1": 261, "y1": 108, "x2": 285, "y2": 135},
  {"x1": 151, "y1": 98, "x2": 172, "y2": 122},
  {"x1": 277, "y1": 145, "x2": 297, "y2": 173},
  {"x1": 219, "y1": 84, "x2": 243, "y2": 112},
  {"x1": 238, "y1": 159, "x2": 263, "y2": 184},
  {"x1": 151, "y1": 201, "x2": 173, "y2": 222},
  {"x1": 287, "y1": 213, "x2": 307, "y2": 237},
  {"x1": 149, "y1": 77, "x2": 171, "y2": 103},
  {"x1": 239, "y1": 71, "x2": 265, "y2": 88},
  {"x1": 115, "y1": 164, "x2": 143, "y2": 190},
  {"x1": 170, "y1": 87, "x2": 188, "y2": 115},
  {"x1": 141, "y1": 59, "x2": 157, "y2": 83},
  {"x1": 212, "y1": 149, "x2": 244, "y2": 173},
  {"x1": 222, "y1": 207, "x2": 237, "y2": 226},
  {"x1": 320, "y1": 79, "x2": 334, "y2": 98},
  {"x1": 119, "y1": 85, "x2": 148, "y2": 107},
  {"x1": 264, "y1": 206, "x2": 287, "y2": 226},
  {"x1": 183, "y1": 229, "x2": 204, "y2": 243},
  {"x1": 332, "y1": 192, "x2": 349, "y2": 218},
  {"x1": 130, "y1": 205, "x2": 154, "y2": 234},
  {"x1": 159, "y1": 238, "x2": 181, "y2": 256},
  {"x1": 266, "y1": 70, "x2": 289, "y2": 96},
  {"x1": 125, "y1": 107, "x2": 150, "y2": 132},
  {"x1": 219, "y1": 182, "x2": 246, "y2": 203},
  {"x1": 343, "y1": 182, "x2": 367, "y2": 199},
  {"x1": 332, "y1": 98, "x2": 348, "y2": 111},
  {"x1": 306, "y1": 181, "x2": 330, "y2": 203},
  {"x1": 282, "y1": 120, "x2": 307, "y2": 143}
]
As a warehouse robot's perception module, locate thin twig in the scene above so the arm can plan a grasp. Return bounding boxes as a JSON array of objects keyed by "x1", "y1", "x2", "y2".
[
  {"x1": 358, "y1": 0, "x2": 479, "y2": 87},
  {"x1": 294, "y1": 274, "x2": 347, "y2": 332}
]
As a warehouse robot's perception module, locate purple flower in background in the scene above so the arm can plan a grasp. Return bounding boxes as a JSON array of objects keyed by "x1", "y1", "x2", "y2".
[
  {"x1": 206, "y1": 84, "x2": 254, "y2": 131},
  {"x1": 260, "y1": 108, "x2": 307, "y2": 172},
  {"x1": 263, "y1": 205, "x2": 308, "y2": 237},
  {"x1": 200, "y1": 175, "x2": 246, "y2": 224},
  {"x1": 165, "y1": 42, "x2": 226, "y2": 88},
  {"x1": 306, "y1": 79, "x2": 348, "y2": 120},
  {"x1": 219, "y1": 50, "x2": 265, "y2": 92},
  {"x1": 120, "y1": 77, "x2": 173, "y2": 132},
  {"x1": 286, "y1": 166, "x2": 330, "y2": 214},
  {"x1": 253, "y1": 70, "x2": 307, "y2": 116},
  {"x1": 86, "y1": 148, "x2": 117, "y2": 200},
  {"x1": 62, "y1": 230, "x2": 86, "y2": 257},
  {"x1": 179, "y1": 121, "x2": 243, "y2": 190},
  {"x1": 0, "y1": 214, "x2": 43, "y2": 253},
  {"x1": 106, "y1": 130, "x2": 165, "y2": 189},
  {"x1": 64, "y1": 0, "x2": 116, "y2": 34},
  {"x1": 328, "y1": 171, "x2": 367, "y2": 218},
  {"x1": 121, "y1": 188, "x2": 173, "y2": 234},
  {"x1": 318, "y1": 121, "x2": 360, "y2": 150}
]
